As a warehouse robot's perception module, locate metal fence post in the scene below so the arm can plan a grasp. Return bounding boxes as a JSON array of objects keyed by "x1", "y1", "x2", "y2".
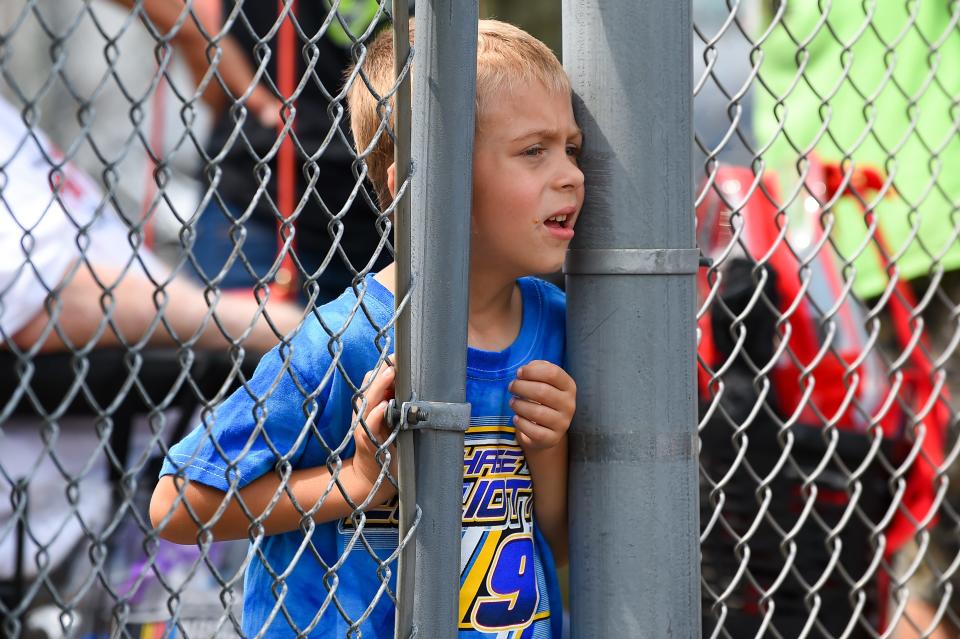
[
  {"x1": 562, "y1": 1, "x2": 700, "y2": 637},
  {"x1": 392, "y1": 0, "x2": 416, "y2": 635},
  {"x1": 394, "y1": 2, "x2": 478, "y2": 638}
]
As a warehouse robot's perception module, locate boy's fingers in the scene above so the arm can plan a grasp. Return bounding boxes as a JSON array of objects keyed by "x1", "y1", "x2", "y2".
[
  {"x1": 517, "y1": 360, "x2": 575, "y2": 391},
  {"x1": 515, "y1": 431, "x2": 534, "y2": 450},
  {"x1": 363, "y1": 399, "x2": 389, "y2": 424},
  {"x1": 511, "y1": 398, "x2": 562, "y2": 429},
  {"x1": 509, "y1": 379, "x2": 569, "y2": 410},
  {"x1": 356, "y1": 364, "x2": 396, "y2": 425},
  {"x1": 513, "y1": 414, "x2": 558, "y2": 445},
  {"x1": 363, "y1": 363, "x2": 396, "y2": 398},
  {"x1": 363, "y1": 396, "x2": 389, "y2": 427},
  {"x1": 359, "y1": 401, "x2": 393, "y2": 443}
]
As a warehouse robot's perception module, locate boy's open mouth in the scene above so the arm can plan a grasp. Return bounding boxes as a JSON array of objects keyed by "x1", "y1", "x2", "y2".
[{"x1": 543, "y1": 213, "x2": 571, "y2": 229}]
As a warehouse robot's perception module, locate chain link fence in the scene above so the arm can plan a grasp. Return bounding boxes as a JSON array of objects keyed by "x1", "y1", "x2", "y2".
[
  {"x1": 6, "y1": 0, "x2": 960, "y2": 638},
  {"x1": 695, "y1": 1, "x2": 960, "y2": 637},
  {"x1": 0, "y1": 0, "x2": 420, "y2": 636}
]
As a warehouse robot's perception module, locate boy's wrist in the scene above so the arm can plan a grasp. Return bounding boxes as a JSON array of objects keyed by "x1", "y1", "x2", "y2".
[
  {"x1": 520, "y1": 431, "x2": 568, "y2": 457},
  {"x1": 344, "y1": 458, "x2": 396, "y2": 508},
  {"x1": 344, "y1": 457, "x2": 375, "y2": 494}
]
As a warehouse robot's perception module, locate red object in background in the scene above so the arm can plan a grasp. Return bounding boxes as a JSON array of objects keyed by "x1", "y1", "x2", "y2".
[
  {"x1": 273, "y1": 0, "x2": 299, "y2": 300},
  {"x1": 696, "y1": 157, "x2": 948, "y2": 557}
]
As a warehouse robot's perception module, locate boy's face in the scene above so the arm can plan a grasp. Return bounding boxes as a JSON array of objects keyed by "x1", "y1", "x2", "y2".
[{"x1": 470, "y1": 82, "x2": 584, "y2": 278}]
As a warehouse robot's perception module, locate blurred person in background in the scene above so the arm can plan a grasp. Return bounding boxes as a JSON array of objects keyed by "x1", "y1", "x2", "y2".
[
  {"x1": 0, "y1": 5, "x2": 302, "y2": 637},
  {"x1": 0, "y1": 91, "x2": 302, "y2": 358},
  {"x1": 0, "y1": 93, "x2": 302, "y2": 635},
  {"x1": 119, "y1": 0, "x2": 394, "y2": 304}
]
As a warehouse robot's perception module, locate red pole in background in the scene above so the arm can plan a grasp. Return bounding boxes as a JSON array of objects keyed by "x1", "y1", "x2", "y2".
[
  {"x1": 273, "y1": 0, "x2": 298, "y2": 300},
  {"x1": 140, "y1": 73, "x2": 166, "y2": 250}
]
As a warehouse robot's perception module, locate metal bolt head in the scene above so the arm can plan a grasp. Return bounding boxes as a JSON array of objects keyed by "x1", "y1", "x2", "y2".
[{"x1": 385, "y1": 399, "x2": 401, "y2": 428}]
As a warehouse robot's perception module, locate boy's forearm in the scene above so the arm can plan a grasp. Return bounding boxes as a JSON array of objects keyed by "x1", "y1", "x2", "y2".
[
  {"x1": 151, "y1": 461, "x2": 394, "y2": 544},
  {"x1": 524, "y1": 434, "x2": 569, "y2": 564}
]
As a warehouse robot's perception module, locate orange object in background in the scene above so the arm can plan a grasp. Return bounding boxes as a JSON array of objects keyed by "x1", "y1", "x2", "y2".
[{"x1": 273, "y1": 0, "x2": 299, "y2": 301}]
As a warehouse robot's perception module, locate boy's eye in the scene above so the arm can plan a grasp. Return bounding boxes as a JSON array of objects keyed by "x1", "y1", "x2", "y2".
[
  {"x1": 566, "y1": 144, "x2": 581, "y2": 158},
  {"x1": 523, "y1": 145, "x2": 545, "y2": 157}
]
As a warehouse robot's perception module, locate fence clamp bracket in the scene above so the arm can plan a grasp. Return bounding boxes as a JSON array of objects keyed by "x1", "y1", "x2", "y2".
[{"x1": 386, "y1": 398, "x2": 471, "y2": 432}]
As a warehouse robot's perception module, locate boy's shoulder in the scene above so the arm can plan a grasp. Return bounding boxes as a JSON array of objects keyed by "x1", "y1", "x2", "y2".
[
  {"x1": 519, "y1": 276, "x2": 566, "y2": 339},
  {"x1": 516, "y1": 277, "x2": 565, "y2": 366},
  {"x1": 281, "y1": 283, "x2": 394, "y2": 380},
  {"x1": 521, "y1": 275, "x2": 566, "y2": 314}
]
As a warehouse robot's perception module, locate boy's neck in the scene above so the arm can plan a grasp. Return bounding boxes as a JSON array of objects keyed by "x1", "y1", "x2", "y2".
[
  {"x1": 373, "y1": 262, "x2": 397, "y2": 293},
  {"x1": 467, "y1": 269, "x2": 523, "y2": 351},
  {"x1": 374, "y1": 262, "x2": 523, "y2": 352}
]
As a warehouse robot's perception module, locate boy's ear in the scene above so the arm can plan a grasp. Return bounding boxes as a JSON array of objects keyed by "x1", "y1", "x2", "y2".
[{"x1": 387, "y1": 162, "x2": 397, "y2": 198}]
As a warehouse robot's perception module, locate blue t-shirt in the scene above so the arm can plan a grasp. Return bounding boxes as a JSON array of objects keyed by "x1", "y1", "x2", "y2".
[{"x1": 160, "y1": 275, "x2": 565, "y2": 638}]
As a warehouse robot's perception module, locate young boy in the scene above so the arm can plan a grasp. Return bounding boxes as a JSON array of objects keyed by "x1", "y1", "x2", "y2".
[{"x1": 151, "y1": 19, "x2": 584, "y2": 638}]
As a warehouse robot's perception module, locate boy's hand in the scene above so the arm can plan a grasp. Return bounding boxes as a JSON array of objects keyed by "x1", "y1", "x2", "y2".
[
  {"x1": 509, "y1": 360, "x2": 576, "y2": 451},
  {"x1": 350, "y1": 361, "x2": 398, "y2": 496}
]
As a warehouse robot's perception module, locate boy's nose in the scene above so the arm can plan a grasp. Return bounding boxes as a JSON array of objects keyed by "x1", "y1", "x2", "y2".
[{"x1": 559, "y1": 160, "x2": 585, "y2": 192}]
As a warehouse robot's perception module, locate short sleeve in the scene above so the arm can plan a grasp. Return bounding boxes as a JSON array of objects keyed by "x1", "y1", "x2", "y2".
[
  {"x1": 0, "y1": 122, "x2": 77, "y2": 338},
  {"x1": 159, "y1": 346, "x2": 332, "y2": 492},
  {"x1": 531, "y1": 277, "x2": 566, "y2": 368},
  {"x1": 0, "y1": 98, "x2": 167, "y2": 340}
]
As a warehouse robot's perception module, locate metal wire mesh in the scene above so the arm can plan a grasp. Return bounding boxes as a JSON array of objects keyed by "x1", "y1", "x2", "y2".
[
  {"x1": 695, "y1": 1, "x2": 960, "y2": 637},
  {"x1": 0, "y1": 0, "x2": 413, "y2": 637},
  {"x1": 12, "y1": 0, "x2": 960, "y2": 636}
]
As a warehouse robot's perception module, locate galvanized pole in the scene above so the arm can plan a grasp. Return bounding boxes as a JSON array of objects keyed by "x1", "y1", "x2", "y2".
[
  {"x1": 394, "y1": 2, "x2": 478, "y2": 638},
  {"x1": 391, "y1": 0, "x2": 416, "y2": 635},
  {"x1": 562, "y1": 1, "x2": 700, "y2": 638}
]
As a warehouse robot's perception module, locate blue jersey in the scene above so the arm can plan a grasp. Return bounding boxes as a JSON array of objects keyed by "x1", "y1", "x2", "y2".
[{"x1": 161, "y1": 275, "x2": 565, "y2": 638}]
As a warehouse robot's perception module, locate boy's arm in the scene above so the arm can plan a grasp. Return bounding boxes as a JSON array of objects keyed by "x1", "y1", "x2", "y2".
[
  {"x1": 150, "y1": 459, "x2": 391, "y2": 544},
  {"x1": 151, "y1": 364, "x2": 397, "y2": 544},
  {"x1": 509, "y1": 361, "x2": 576, "y2": 565},
  {"x1": 523, "y1": 434, "x2": 569, "y2": 563}
]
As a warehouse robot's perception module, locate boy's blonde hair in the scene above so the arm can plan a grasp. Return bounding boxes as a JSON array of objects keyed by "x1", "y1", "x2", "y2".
[{"x1": 347, "y1": 19, "x2": 571, "y2": 208}]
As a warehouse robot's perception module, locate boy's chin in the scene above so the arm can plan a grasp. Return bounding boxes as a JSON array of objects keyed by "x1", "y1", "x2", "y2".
[
  {"x1": 526, "y1": 258, "x2": 565, "y2": 278},
  {"x1": 495, "y1": 251, "x2": 566, "y2": 280}
]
